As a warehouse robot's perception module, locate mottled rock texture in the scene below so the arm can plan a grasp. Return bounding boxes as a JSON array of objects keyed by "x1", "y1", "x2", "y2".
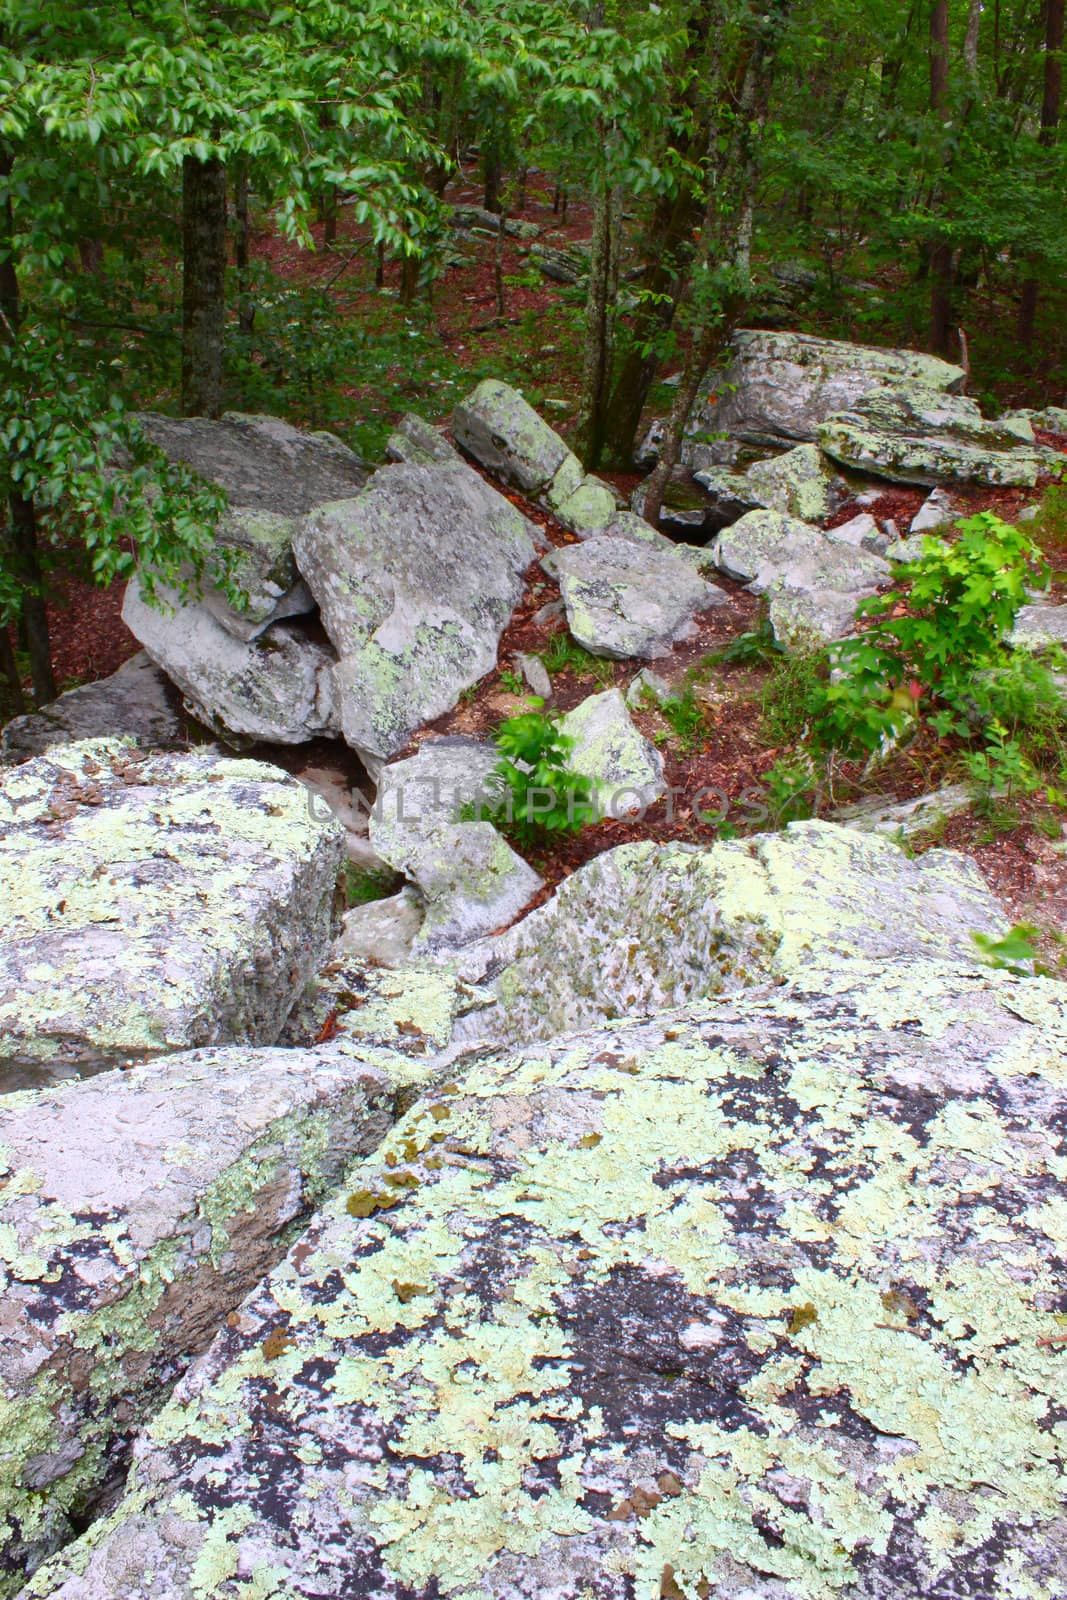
[
  {"x1": 452, "y1": 379, "x2": 574, "y2": 496},
  {"x1": 558, "y1": 688, "x2": 666, "y2": 816},
  {"x1": 1, "y1": 656, "x2": 181, "y2": 765},
  {"x1": 685, "y1": 329, "x2": 964, "y2": 454},
  {"x1": 819, "y1": 390, "x2": 1042, "y2": 487},
  {"x1": 22, "y1": 959, "x2": 1067, "y2": 1600},
  {"x1": 293, "y1": 464, "x2": 536, "y2": 766},
  {"x1": 0, "y1": 1044, "x2": 420, "y2": 1595},
  {"x1": 384, "y1": 413, "x2": 463, "y2": 467},
  {"x1": 0, "y1": 740, "x2": 345, "y2": 1087},
  {"x1": 1010, "y1": 603, "x2": 1067, "y2": 650},
  {"x1": 714, "y1": 510, "x2": 889, "y2": 596},
  {"x1": 555, "y1": 537, "x2": 725, "y2": 659},
  {"x1": 454, "y1": 823, "x2": 1006, "y2": 1047},
  {"x1": 121, "y1": 581, "x2": 339, "y2": 746}
]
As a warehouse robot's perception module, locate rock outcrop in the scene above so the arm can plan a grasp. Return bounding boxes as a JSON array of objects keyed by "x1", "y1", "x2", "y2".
[
  {"x1": 22, "y1": 959, "x2": 1067, "y2": 1600},
  {"x1": 819, "y1": 389, "x2": 1042, "y2": 487},
  {"x1": 0, "y1": 1043, "x2": 422, "y2": 1595},
  {"x1": 0, "y1": 655, "x2": 181, "y2": 764},
  {"x1": 558, "y1": 688, "x2": 666, "y2": 816},
  {"x1": 0, "y1": 740, "x2": 344, "y2": 1087},
  {"x1": 293, "y1": 464, "x2": 536, "y2": 767}
]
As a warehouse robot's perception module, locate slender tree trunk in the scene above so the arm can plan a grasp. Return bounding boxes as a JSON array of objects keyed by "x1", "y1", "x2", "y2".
[
  {"x1": 0, "y1": 625, "x2": 24, "y2": 714},
  {"x1": 493, "y1": 210, "x2": 507, "y2": 319},
  {"x1": 1018, "y1": 0, "x2": 1064, "y2": 343},
  {"x1": 964, "y1": 0, "x2": 982, "y2": 77},
  {"x1": 0, "y1": 144, "x2": 56, "y2": 703},
  {"x1": 233, "y1": 162, "x2": 255, "y2": 336},
  {"x1": 181, "y1": 155, "x2": 227, "y2": 417},
  {"x1": 576, "y1": 165, "x2": 615, "y2": 464},
  {"x1": 483, "y1": 139, "x2": 503, "y2": 214},
  {"x1": 928, "y1": 0, "x2": 955, "y2": 356}
]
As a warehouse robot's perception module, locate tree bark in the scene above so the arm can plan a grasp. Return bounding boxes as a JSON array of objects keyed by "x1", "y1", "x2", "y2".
[
  {"x1": 928, "y1": 0, "x2": 955, "y2": 356},
  {"x1": 964, "y1": 0, "x2": 982, "y2": 77},
  {"x1": 1018, "y1": 0, "x2": 1064, "y2": 343},
  {"x1": 0, "y1": 625, "x2": 24, "y2": 714},
  {"x1": 232, "y1": 162, "x2": 254, "y2": 336},
  {"x1": 181, "y1": 155, "x2": 227, "y2": 417},
  {"x1": 576, "y1": 160, "x2": 616, "y2": 465}
]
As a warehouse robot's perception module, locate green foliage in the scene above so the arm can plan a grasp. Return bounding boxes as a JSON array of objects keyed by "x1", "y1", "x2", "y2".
[
  {"x1": 972, "y1": 923, "x2": 1040, "y2": 975},
  {"x1": 710, "y1": 616, "x2": 783, "y2": 669},
  {"x1": 498, "y1": 667, "x2": 526, "y2": 695},
  {"x1": 478, "y1": 709, "x2": 595, "y2": 847},
  {"x1": 760, "y1": 650, "x2": 827, "y2": 746},
  {"x1": 537, "y1": 632, "x2": 614, "y2": 686},
  {"x1": 656, "y1": 685, "x2": 711, "y2": 752},
  {"x1": 340, "y1": 862, "x2": 402, "y2": 907},
  {"x1": 763, "y1": 752, "x2": 821, "y2": 826}
]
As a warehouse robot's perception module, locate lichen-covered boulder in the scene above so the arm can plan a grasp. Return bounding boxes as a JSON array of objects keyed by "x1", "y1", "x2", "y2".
[
  {"x1": 121, "y1": 581, "x2": 340, "y2": 746},
  {"x1": 910, "y1": 486, "x2": 958, "y2": 533},
  {"x1": 832, "y1": 782, "x2": 974, "y2": 839},
  {"x1": 24, "y1": 960, "x2": 1067, "y2": 1600},
  {"x1": 282, "y1": 957, "x2": 494, "y2": 1062},
  {"x1": 685, "y1": 329, "x2": 965, "y2": 453},
  {"x1": 1010, "y1": 602, "x2": 1067, "y2": 650},
  {"x1": 556, "y1": 537, "x2": 726, "y2": 659},
  {"x1": 819, "y1": 390, "x2": 1043, "y2": 487},
  {"x1": 559, "y1": 688, "x2": 666, "y2": 816},
  {"x1": 454, "y1": 823, "x2": 1005, "y2": 1047},
  {"x1": 0, "y1": 1041, "x2": 423, "y2": 1595},
  {"x1": 744, "y1": 442, "x2": 849, "y2": 523},
  {"x1": 552, "y1": 475, "x2": 619, "y2": 537},
  {"x1": 369, "y1": 739, "x2": 541, "y2": 952},
  {"x1": 137, "y1": 412, "x2": 368, "y2": 641},
  {"x1": 1, "y1": 655, "x2": 180, "y2": 765},
  {"x1": 768, "y1": 585, "x2": 862, "y2": 651},
  {"x1": 293, "y1": 464, "x2": 536, "y2": 766},
  {"x1": 384, "y1": 412, "x2": 462, "y2": 467},
  {"x1": 0, "y1": 740, "x2": 345, "y2": 1087},
  {"x1": 714, "y1": 509, "x2": 889, "y2": 596},
  {"x1": 451, "y1": 379, "x2": 574, "y2": 495}
]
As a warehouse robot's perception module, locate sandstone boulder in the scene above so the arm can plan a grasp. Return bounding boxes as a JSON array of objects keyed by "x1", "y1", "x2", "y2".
[{"x1": 556, "y1": 538, "x2": 726, "y2": 659}]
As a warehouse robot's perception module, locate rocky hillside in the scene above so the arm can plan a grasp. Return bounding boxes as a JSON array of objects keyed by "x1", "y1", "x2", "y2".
[{"x1": 2, "y1": 336, "x2": 1066, "y2": 1600}]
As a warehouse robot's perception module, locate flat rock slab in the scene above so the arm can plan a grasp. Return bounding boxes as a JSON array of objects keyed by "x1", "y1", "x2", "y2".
[
  {"x1": 1, "y1": 655, "x2": 181, "y2": 764},
  {"x1": 138, "y1": 413, "x2": 368, "y2": 641},
  {"x1": 558, "y1": 688, "x2": 666, "y2": 817},
  {"x1": 121, "y1": 581, "x2": 339, "y2": 746},
  {"x1": 293, "y1": 464, "x2": 536, "y2": 765},
  {"x1": 743, "y1": 441, "x2": 849, "y2": 523},
  {"x1": 369, "y1": 739, "x2": 541, "y2": 952},
  {"x1": 819, "y1": 390, "x2": 1042, "y2": 487},
  {"x1": 24, "y1": 960, "x2": 1067, "y2": 1600},
  {"x1": 556, "y1": 537, "x2": 726, "y2": 659},
  {"x1": 454, "y1": 822, "x2": 1005, "y2": 1047},
  {"x1": 1011, "y1": 603, "x2": 1067, "y2": 650},
  {"x1": 768, "y1": 585, "x2": 863, "y2": 651},
  {"x1": 0, "y1": 1043, "x2": 419, "y2": 1594},
  {"x1": 0, "y1": 740, "x2": 344, "y2": 1087},
  {"x1": 714, "y1": 509, "x2": 889, "y2": 595}
]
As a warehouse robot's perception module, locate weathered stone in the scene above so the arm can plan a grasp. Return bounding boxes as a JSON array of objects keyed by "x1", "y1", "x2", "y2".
[
  {"x1": 553, "y1": 476, "x2": 619, "y2": 537},
  {"x1": 293, "y1": 464, "x2": 536, "y2": 765},
  {"x1": 714, "y1": 509, "x2": 889, "y2": 595},
  {"x1": 530, "y1": 241, "x2": 589, "y2": 283},
  {"x1": 451, "y1": 380, "x2": 573, "y2": 495},
  {"x1": 121, "y1": 581, "x2": 339, "y2": 746},
  {"x1": 0, "y1": 1043, "x2": 417, "y2": 1595},
  {"x1": 883, "y1": 532, "x2": 936, "y2": 564},
  {"x1": 768, "y1": 586, "x2": 861, "y2": 651},
  {"x1": 827, "y1": 511, "x2": 887, "y2": 553},
  {"x1": 454, "y1": 823, "x2": 1005, "y2": 1047},
  {"x1": 625, "y1": 666, "x2": 672, "y2": 707},
  {"x1": 1, "y1": 656, "x2": 181, "y2": 764},
  {"x1": 558, "y1": 688, "x2": 666, "y2": 817},
  {"x1": 1028, "y1": 404, "x2": 1067, "y2": 434},
  {"x1": 543, "y1": 452, "x2": 585, "y2": 512},
  {"x1": 514, "y1": 652, "x2": 553, "y2": 700},
  {"x1": 449, "y1": 205, "x2": 539, "y2": 241},
  {"x1": 599, "y1": 511, "x2": 678, "y2": 551},
  {"x1": 137, "y1": 412, "x2": 368, "y2": 641},
  {"x1": 832, "y1": 782, "x2": 974, "y2": 838},
  {"x1": 336, "y1": 886, "x2": 424, "y2": 966},
  {"x1": 556, "y1": 537, "x2": 726, "y2": 659},
  {"x1": 910, "y1": 486, "x2": 958, "y2": 534},
  {"x1": 368, "y1": 739, "x2": 541, "y2": 952},
  {"x1": 282, "y1": 957, "x2": 493, "y2": 1063},
  {"x1": 744, "y1": 442, "x2": 848, "y2": 523},
  {"x1": 819, "y1": 389, "x2": 1043, "y2": 487},
  {"x1": 685, "y1": 329, "x2": 965, "y2": 451},
  {"x1": 1010, "y1": 602, "x2": 1067, "y2": 650},
  {"x1": 0, "y1": 740, "x2": 345, "y2": 1088},
  {"x1": 384, "y1": 413, "x2": 462, "y2": 467},
  {"x1": 25, "y1": 959, "x2": 1067, "y2": 1600}
]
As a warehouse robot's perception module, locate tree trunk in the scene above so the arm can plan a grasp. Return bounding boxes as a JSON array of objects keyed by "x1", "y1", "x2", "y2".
[
  {"x1": 232, "y1": 162, "x2": 254, "y2": 336},
  {"x1": 0, "y1": 625, "x2": 24, "y2": 714},
  {"x1": 181, "y1": 154, "x2": 227, "y2": 417},
  {"x1": 928, "y1": 0, "x2": 955, "y2": 356},
  {"x1": 1018, "y1": 0, "x2": 1064, "y2": 343},
  {"x1": 576, "y1": 171, "x2": 615, "y2": 465},
  {"x1": 483, "y1": 139, "x2": 503, "y2": 214},
  {"x1": 964, "y1": 0, "x2": 981, "y2": 77}
]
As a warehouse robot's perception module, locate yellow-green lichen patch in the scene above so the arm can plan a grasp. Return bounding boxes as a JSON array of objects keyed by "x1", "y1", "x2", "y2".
[{"x1": 22, "y1": 961, "x2": 1067, "y2": 1599}]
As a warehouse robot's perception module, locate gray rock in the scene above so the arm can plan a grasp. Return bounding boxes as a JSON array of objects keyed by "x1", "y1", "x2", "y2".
[
  {"x1": 369, "y1": 739, "x2": 541, "y2": 952},
  {"x1": 743, "y1": 442, "x2": 848, "y2": 522},
  {"x1": 337, "y1": 885, "x2": 425, "y2": 966},
  {"x1": 767, "y1": 586, "x2": 862, "y2": 651},
  {"x1": 137, "y1": 412, "x2": 368, "y2": 641},
  {"x1": 714, "y1": 509, "x2": 889, "y2": 595},
  {"x1": 884, "y1": 532, "x2": 936, "y2": 564},
  {"x1": 832, "y1": 782, "x2": 974, "y2": 838},
  {"x1": 826, "y1": 511, "x2": 887, "y2": 553},
  {"x1": 819, "y1": 389, "x2": 1043, "y2": 487},
  {"x1": 25, "y1": 959, "x2": 1067, "y2": 1600},
  {"x1": 530, "y1": 241, "x2": 589, "y2": 283},
  {"x1": 121, "y1": 580, "x2": 340, "y2": 746},
  {"x1": 692, "y1": 463, "x2": 766, "y2": 525},
  {"x1": 451, "y1": 379, "x2": 573, "y2": 495},
  {"x1": 455, "y1": 823, "x2": 1005, "y2": 1047},
  {"x1": 552, "y1": 475, "x2": 619, "y2": 537},
  {"x1": 293, "y1": 464, "x2": 536, "y2": 765},
  {"x1": 0, "y1": 739, "x2": 345, "y2": 1088},
  {"x1": 685, "y1": 329, "x2": 965, "y2": 451},
  {"x1": 1010, "y1": 603, "x2": 1067, "y2": 650},
  {"x1": 0, "y1": 1043, "x2": 417, "y2": 1594},
  {"x1": 558, "y1": 688, "x2": 666, "y2": 817},
  {"x1": 910, "y1": 486, "x2": 958, "y2": 534},
  {"x1": 625, "y1": 666, "x2": 672, "y2": 706},
  {"x1": 1028, "y1": 404, "x2": 1067, "y2": 433},
  {"x1": 514, "y1": 651, "x2": 553, "y2": 700},
  {"x1": 599, "y1": 511, "x2": 678, "y2": 552},
  {"x1": 1, "y1": 655, "x2": 181, "y2": 764},
  {"x1": 555, "y1": 537, "x2": 726, "y2": 659},
  {"x1": 384, "y1": 413, "x2": 462, "y2": 467},
  {"x1": 281, "y1": 957, "x2": 494, "y2": 1063}
]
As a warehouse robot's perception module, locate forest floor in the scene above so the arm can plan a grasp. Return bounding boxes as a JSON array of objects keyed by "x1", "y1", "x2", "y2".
[{"x1": 8, "y1": 173, "x2": 1067, "y2": 968}]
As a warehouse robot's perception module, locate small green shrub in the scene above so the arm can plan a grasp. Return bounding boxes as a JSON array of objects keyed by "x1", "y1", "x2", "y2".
[
  {"x1": 537, "y1": 632, "x2": 614, "y2": 686},
  {"x1": 498, "y1": 667, "x2": 526, "y2": 695},
  {"x1": 658, "y1": 685, "x2": 711, "y2": 752},
  {"x1": 710, "y1": 615, "x2": 783, "y2": 668},
  {"x1": 972, "y1": 923, "x2": 1040, "y2": 974},
  {"x1": 763, "y1": 752, "x2": 822, "y2": 825},
  {"x1": 760, "y1": 651, "x2": 827, "y2": 745},
  {"x1": 341, "y1": 863, "x2": 402, "y2": 907},
  {"x1": 476, "y1": 709, "x2": 596, "y2": 847}
]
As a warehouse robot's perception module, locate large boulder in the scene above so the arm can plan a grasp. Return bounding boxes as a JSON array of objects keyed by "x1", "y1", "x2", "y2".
[
  {"x1": 369, "y1": 738, "x2": 541, "y2": 951},
  {"x1": 121, "y1": 581, "x2": 340, "y2": 746},
  {"x1": 819, "y1": 389, "x2": 1043, "y2": 487},
  {"x1": 0, "y1": 1043, "x2": 419, "y2": 1595},
  {"x1": 742, "y1": 442, "x2": 850, "y2": 523},
  {"x1": 451, "y1": 379, "x2": 574, "y2": 496},
  {"x1": 137, "y1": 412, "x2": 368, "y2": 642},
  {"x1": 292, "y1": 464, "x2": 536, "y2": 767},
  {"x1": 555, "y1": 537, "x2": 726, "y2": 659},
  {"x1": 1, "y1": 655, "x2": 181, "y2": 764},
  {"x1": 684, "y1": 329, "x2": 964, "y2": 455},
  {"x1": 453, "y1": 823, "x2": 1005, "y2": 1047},
  {"x1": 714, "y1": 509, "x2": 889, "y2": 595},
  {"x1": 23, "y1": 960, "x2": 1067, "y2": 1600},
  {"x1": 0, "y1": 740, "x2": 345, "y2": 1088},
  {"x1": 558, "y1": 688, "x2": 666, "y2": 817}
]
